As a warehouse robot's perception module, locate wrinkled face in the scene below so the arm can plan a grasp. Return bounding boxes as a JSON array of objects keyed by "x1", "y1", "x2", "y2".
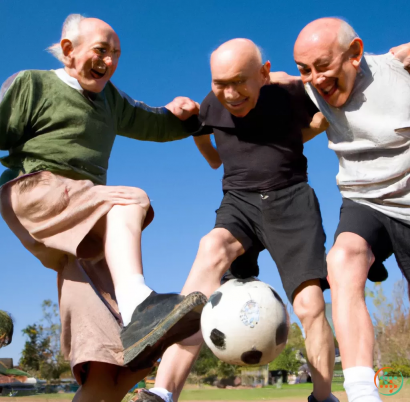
[
  {"x1": 211, "y1": 58, "x2": 269, "y2": 117},
  {"x1": 294, "y1": 37, "x2": 361, "y2": 107},
  {"x1": 64, "y1": 24, "x2": 121, "y2": 93}
]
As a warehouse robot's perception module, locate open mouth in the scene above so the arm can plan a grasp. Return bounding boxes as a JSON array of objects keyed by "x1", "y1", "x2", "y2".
[
  {"x1": 90, "y1": 69, "x2": 106, "y2": 79},
  {"x1": 319, "y1": 80, "x2": 338, "y2": 98},
  {"x1": 226, "y1": 98, "x2": 249, "y2": 108}
]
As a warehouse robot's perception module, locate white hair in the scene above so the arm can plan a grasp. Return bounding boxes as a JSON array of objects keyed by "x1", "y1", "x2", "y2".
[
  {"x1": 47, "y1": 14, "x2": 86, "y2": 62},
  {"x1": 337, "y1": 19, "x2": 359, "y2": 50}
]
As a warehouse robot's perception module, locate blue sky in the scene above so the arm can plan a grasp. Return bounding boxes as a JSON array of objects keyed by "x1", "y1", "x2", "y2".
[{"x1": 1, "y1": 0, "x2": 409, "y2": 363}]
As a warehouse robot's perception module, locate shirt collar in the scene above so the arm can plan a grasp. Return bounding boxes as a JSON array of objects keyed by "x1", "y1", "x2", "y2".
[{"x1": 53, "y1": 68, "x2": 84, "y2": 93}]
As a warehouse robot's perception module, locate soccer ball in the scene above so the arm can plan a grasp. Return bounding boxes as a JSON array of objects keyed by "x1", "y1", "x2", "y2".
[{"x1": 201, "y1": 278, "x2": 289, "y2": 366}]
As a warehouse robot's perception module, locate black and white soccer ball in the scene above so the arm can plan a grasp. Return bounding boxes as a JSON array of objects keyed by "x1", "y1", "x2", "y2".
[{"x1": 201, "y1": 278, "x2": 289, "y2": 366}]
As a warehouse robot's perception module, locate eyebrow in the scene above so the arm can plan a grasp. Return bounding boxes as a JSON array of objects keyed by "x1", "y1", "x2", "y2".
[
  {"x1": 295, "y1": 62, "x2": 308, "y2": 68},
  {"x1": 213, "y1": 75, "x2": 246, "y2": 84}
]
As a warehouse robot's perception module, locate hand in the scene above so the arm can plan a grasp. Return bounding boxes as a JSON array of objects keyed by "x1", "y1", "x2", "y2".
[
  {"x1": 390, "y1": 43, "x2": 410, "y2": 73},
  {"x1": 165, "y1": 96, "x2": 200, "y2": 121},
  {"x1": 301, "y1": 112, "x2": 329, "y2": 143},
  {"x1": 269, "y1": 71, "x2": 301, "y2": 85},
  {"x1": 310, "y1": 112, "x2": 329, "y2": 132}
]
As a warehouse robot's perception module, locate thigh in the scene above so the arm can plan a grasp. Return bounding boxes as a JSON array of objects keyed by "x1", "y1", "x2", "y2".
[
  {"x1": 335, "y1": 198, "x2": 393, "y2": 263},
  {"x1": 385, "y1": 218, "x2": 410, "y2": 283},
  {"x1": 215, "y1": 191, "x2": 262, "y2": 252},
  {"x1": 260, "y1": 182, "x2": 327, "y2": 303}
]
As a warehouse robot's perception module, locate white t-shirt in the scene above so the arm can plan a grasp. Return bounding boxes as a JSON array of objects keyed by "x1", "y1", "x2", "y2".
[{"x1": 306, "y1": 53, "x2": 410, "y2": 223}]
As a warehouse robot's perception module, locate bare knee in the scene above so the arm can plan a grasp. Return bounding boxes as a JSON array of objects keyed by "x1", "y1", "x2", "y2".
[
  {"x1": 128, "y1": 187, "x2": 151, "y2": 212},
  {"x1": 293, "y1": 281, "x2": 325, "y2": 330},
  {"x1": 197, "y1": 229, "x2": 243, "y2": 275},
  {"x1": 327, "y1": 233, "x2": 374, "y2": 290}
]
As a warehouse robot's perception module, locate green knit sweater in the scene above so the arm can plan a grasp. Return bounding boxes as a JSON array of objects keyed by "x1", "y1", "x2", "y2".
[{"x1": 0, "y1": 69, "x2": 195, "y2": 186}]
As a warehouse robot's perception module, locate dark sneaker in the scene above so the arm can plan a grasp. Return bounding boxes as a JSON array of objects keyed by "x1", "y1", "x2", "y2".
[
  {"x1": 121, "y1": 291, "x2": 207, "y2": 370},
  {"x1": 368, "y1": 261, "x2": 388, "y2": 282},
  {"x1": 308, "y1": 393, "x2": 340, "y2": 402},
  {"x1": 132, "y1": 389, "x2": 166, "y2": 402}
]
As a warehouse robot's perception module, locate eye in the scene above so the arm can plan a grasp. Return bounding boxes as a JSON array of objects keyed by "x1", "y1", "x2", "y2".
[
  {"x1": 298, "y1": 67, "x2": 311, "y2": 76},
  {"x1": 95, "y1": 47, "x2": 107, "y2": 54}
]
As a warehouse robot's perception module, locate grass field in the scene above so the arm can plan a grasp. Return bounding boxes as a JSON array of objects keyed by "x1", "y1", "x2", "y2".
[{"x1": 0, "y1": 382, "x2": 409, "y2": 402}]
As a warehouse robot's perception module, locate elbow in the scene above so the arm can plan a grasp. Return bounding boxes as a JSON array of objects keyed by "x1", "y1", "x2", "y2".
[{"x1": 209, "y1": 161, "x2": 222, "y2": 169}]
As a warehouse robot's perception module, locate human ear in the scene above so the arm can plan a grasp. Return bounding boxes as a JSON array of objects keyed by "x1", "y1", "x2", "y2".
[
  {"x1": 349, "y1": 38, "x2": 364, "y2": 69},
  {"x1": 261, "y1": 61, "x2": 271, "y2": 82},
  {"x1": 61, "y1": 39, "x2": 74, "y2": 57}
]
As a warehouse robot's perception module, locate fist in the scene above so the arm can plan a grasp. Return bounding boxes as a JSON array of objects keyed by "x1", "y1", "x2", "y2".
[
  {"x1": 165, "y1": 96, "x2": 200, "y2": 121},
  {"x1": 310, "y1": 112, "x2": 329, "y2": 132},
  {"x1": 390, "y1": 43, "x2": 410, "y2": 73}
]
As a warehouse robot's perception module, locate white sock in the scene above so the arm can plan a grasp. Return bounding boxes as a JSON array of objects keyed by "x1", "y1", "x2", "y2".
[
  {"x1": 343, "y1": 366, "x2": 382, "y2": 402},
  {"x1": 149, "y1": 387, "x2": 173, "y2": 402},
  {"x1": 115, "y1": 273, "x2": 152, "y2": 326}
]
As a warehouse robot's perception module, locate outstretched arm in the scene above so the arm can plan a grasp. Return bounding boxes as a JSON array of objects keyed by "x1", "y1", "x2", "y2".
[
  {"x1": 390, "y1": 43, "x2": 410, "y2": 72},
  {"x1": 194, "y1": 134, "x2": 222, "y2": 169}
]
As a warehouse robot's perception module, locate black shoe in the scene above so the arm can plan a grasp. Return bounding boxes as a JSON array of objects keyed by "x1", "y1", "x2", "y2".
[
  {"x1": 368, "y1": 261, "x2": 388, "y2": 282},
  {"x1": 121, "y1": 291, "x2": 207, "y2": 370},
  {"x1": 308, "y1": 393, "x2": 340, "y2": 402},
  {"x1": 133, "y1": 389, "x2": 166, "y2": 402}
]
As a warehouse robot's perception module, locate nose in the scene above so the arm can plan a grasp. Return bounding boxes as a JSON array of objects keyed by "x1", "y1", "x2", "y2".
[
  {"x1": 103, "y1": 56, "x2": 113, "y2": 67},
  {"x1": 224, "y1": 85, "x2": 238, "y2": 99},
  {"x1": 312, "y1": 70, "x2": 326, "y2": 86}
]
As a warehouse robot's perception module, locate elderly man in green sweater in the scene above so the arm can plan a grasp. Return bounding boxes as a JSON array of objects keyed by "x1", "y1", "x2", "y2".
[{"x1": 0, "y1": 14, "x2": 206, "y2": 402}]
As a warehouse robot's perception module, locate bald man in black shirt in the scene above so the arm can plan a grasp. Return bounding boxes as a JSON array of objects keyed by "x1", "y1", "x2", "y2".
[{"x1": 137, "y1": 39, "x2": 338, "y2": 402}]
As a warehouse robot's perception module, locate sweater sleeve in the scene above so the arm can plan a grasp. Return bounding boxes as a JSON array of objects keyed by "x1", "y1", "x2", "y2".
[
  {"x1": 0, "y1": 71, "x2": 31, "y2": 151},
  {"x1": 113, "y1": 86, "x2": 201, "y2": 142}
]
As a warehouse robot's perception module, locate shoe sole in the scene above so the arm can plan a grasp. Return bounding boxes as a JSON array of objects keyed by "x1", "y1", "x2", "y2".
[{"x1": 123, "y1": 291, "x2": 207, "y2": 369}]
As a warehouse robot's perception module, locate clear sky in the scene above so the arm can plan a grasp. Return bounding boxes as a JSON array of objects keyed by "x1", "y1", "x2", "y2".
[{"x1": 1, "y1": 0, "x2": 409, "y2": 363}]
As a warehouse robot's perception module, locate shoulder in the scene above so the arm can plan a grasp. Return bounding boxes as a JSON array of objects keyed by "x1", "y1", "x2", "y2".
[
  {"x1": 365, "y1": 53, "x2": 407, "y2": 75},
  {"x1": 199, "y1": 91, "x2": 228, "y2": 125},
  {"x1": 0, "y1": 70, "x2": 33, "y2": 101}
]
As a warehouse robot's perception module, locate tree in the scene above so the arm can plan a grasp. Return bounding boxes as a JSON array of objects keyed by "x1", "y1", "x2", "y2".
[
  {"x1": 368, "y1": 280, "x2": 410, "y2": 376},
  {"x1": 269, "y1": 322, "x2": 305, "y2": 373},
  {"x1": 0, "y1": 310, "x2": 13, "y2": 349},
  {"x1": 191, "y1": 344, "x2": 219, "y2": 377},
  {"x1": 19, "y1": 300, "x2": 70, "y2": 380}
]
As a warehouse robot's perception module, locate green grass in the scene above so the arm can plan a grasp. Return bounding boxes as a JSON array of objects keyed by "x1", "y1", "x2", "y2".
[{"x1": 179, "y1": 384, "x2": 345, "y2": 400}]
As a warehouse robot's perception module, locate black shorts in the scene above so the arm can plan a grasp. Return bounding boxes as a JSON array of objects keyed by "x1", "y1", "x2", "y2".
[
  {"x1": 215, "y1": 182, "x2": 328, "y2": 303},
  {"x1": 335, "y1": 198, "x2": 410, "y2": 282}
]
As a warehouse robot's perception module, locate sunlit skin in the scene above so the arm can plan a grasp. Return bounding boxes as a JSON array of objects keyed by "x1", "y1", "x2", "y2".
[
  {"x1": 210, "y1": 39, "x2": 271, "y2": 117},
  {"x1": 294, "y1": 18, "x2": 363, "y2": 108},
  {"x1": 62, "y1": 18, "x2": 121, "y2": 93}
]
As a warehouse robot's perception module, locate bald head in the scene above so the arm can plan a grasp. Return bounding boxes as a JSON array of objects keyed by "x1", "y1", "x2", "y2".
[
  {"x1": 293, "y1": 18, "x2": 363, "y2": 108},
  {"x1": 211, "y1": 39, "x2": 262, "y2": 73},
  {"x1": 295, "y1": 18, "x2": 358, "y2": 55},
  {"x1": 78, "y1": 18, "x2": 119, "y2": 45},
  {"x1": 210, "y1": 39, "x2": 270, "y2": 117}
]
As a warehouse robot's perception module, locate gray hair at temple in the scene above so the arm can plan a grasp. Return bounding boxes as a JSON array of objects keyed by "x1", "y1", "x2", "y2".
[
  {"x1": 337, "y1": 19, "x2": 359, "y2": 50},
  {"x1": 47, "y1": 14, "x2": 86, "y2": 62}
]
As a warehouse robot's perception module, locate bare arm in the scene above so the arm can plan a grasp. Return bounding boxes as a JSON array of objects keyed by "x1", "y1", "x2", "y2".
[
  {"x1": 302, "y1": 112, "x2": 329, "y2": 143},
  {"x1": 390, "y1": 43, "x2": 410, "y2": 72},
  {"x1": 194, "y1": 134, "x2": 222, "y2": 169}
]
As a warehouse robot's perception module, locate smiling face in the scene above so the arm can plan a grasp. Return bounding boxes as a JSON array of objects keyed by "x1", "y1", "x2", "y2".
[
  {"x1": 62, "y1": 18, "x2": 121, "y2": 93},
  {"x1": 210, "y1": 39, "x2": 270, "y2": 117},
  {"x1": 294, "y1": 20, "x2": 363, "y2": 108}
]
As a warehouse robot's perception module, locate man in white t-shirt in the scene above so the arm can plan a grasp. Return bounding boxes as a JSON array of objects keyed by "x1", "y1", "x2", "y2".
[{"x1": 293, "y1": 18, "x2": 410, "y2": 402}]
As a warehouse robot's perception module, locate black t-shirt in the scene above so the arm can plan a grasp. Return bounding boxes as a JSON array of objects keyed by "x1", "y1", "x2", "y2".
[{"x1": 194, "y1": 82, "x2": 318, "y2": 192}]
